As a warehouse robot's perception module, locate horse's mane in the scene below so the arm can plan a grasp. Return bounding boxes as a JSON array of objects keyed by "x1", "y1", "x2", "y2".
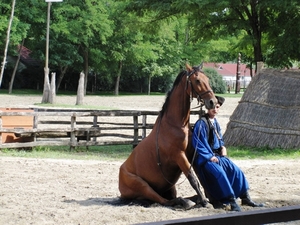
[{"x1": 160, "y1": 70, "x2": 187, "y2": 117}]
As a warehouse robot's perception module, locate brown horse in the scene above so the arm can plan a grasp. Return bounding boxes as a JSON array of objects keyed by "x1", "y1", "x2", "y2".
[{"x1": 119, "y1": 63, "x2": 217, "y2": 209}]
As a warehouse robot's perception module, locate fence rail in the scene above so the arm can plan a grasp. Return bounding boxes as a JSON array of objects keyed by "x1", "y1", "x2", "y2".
[{"x1": 0, "y1": 108, "x2": 201, "y2": 149}]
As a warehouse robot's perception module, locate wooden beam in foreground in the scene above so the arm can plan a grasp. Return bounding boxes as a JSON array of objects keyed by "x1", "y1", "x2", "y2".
[{"x1": 136, "y1": 205, "x2": 300, "y2": 225}]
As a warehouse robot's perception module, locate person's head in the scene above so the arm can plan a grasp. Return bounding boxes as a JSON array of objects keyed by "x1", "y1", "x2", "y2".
[{"x1": 207, "y1": 96, "x2": 225, "y2": 118}]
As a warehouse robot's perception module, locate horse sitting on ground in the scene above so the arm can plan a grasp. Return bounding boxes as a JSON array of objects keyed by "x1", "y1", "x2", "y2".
[{"x1": 119, "y1": 63, "x2": 218, "y2": 209}]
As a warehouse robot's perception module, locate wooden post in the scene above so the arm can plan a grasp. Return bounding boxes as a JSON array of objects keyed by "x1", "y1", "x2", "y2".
[
  {"x1": 33, "y1": 109, "x2": 38, "y2": 142},
  {"x1": 235, "y1": 53, "x2": 241, "y2": 94},
  {"x1": 92, "y1": 115, "x2": 98, "y2": 141},
  {"x1": 142, "y1": 115, "x2": 147, "y2": 139},
  {"x1": 133, "y1": 115, "x2": 138, "y2": 148},
  {"x1": 70, "y1": 114, "x2": 76, "y2": 150},
  {"x1": 256, "y1": 61, "x2": 264, "y2": 75}
]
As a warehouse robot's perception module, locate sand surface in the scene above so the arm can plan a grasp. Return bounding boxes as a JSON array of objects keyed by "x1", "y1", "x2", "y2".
[{"x1": 0, "y1": 94, "x2": 299, "y2": 225}]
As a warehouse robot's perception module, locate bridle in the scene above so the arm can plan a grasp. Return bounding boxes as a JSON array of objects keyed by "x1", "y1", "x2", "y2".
[{"x1": 186, "y1": 69, "x2": 213, "y2": 104}]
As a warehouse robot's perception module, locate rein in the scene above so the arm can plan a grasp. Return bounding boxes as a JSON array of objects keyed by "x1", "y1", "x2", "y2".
[
  {"x1": 156, "y1": 114, "x2": 189, "y2": 186},
  {"x1": 155, "y1": 115, "x2": 177, "y2": 186}
]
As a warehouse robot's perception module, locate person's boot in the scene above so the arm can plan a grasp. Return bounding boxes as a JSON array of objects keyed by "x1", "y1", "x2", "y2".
[
  {"x1": 240, "y1": 191, "x2": 264, "y2": 207},
  {"x1": 211, "y1": 199, "x2": 224, "y2": 209},
  {"x1": 229, "y1": 198, "x2": 241, "y2": 212},
  {"x1": 205, "y1": 191, "x2": 224, "y2": 209}
]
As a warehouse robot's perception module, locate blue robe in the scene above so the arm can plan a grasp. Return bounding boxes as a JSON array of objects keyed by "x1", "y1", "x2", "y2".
[{"x1": 192, "y1": 118, "x2": 249, "y2": 203}]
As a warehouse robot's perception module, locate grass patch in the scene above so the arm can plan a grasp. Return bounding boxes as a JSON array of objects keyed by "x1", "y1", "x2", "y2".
[
  {"x1": 0, "y1": 145, "x2": 299, "y2": 161},
  {"x1": 228, "y1": 146, "x2": 300, "y2": 160},
  {"x1": 0, "y1": 145, "x2": 133, "y2": 161}
]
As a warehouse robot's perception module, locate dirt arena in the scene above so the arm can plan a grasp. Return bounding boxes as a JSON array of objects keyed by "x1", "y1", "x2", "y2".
[{"x1": 0, "y1": 95, "x2": 300, "y2": 225}]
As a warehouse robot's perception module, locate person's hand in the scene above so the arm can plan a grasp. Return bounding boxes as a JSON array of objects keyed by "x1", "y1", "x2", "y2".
[
  {"x1": 210, "y1": 156, "x2": 219, "y2": 163},
  {"x1": 221, "y1": 146, "x2": 227, "y2": 156}
]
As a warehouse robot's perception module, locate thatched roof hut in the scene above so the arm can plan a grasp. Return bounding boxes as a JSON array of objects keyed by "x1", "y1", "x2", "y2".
[{"x1": 223, "y1": 69, "x2": 300, "y2": 149}]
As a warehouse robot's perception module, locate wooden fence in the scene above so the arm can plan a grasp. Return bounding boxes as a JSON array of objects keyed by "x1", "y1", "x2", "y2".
[{"x1": 0, "y1": 108, "x2": 201, "y2": 149}]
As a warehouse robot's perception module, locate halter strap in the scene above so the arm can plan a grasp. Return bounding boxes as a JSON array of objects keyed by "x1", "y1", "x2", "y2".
[{"x1": 187, "y1": 70, "x2": 212, "y2": 101}]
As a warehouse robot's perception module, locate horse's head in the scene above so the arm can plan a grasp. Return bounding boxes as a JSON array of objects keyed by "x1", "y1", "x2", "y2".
[{"x1": 186, "y1": 63, "x2": 217, "y2": 109}]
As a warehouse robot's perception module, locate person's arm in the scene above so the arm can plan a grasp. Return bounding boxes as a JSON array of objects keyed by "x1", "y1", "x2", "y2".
[
  {"x1": 213, "y1": 119, "x2": 226, "y2": 157},
  {"x1": 192, "y1": 120, "x2": 214, "y2": 163}
]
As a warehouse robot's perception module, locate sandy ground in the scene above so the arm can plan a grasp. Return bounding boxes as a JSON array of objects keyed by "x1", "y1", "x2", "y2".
[{"x1": 0, "y1": 94, "x2": 300, "y2": 225}]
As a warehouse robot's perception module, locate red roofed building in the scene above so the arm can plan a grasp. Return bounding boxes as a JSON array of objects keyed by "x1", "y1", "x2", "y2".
[{"x1": 203, "y1": 62, "x2": 253, "y2": 89}]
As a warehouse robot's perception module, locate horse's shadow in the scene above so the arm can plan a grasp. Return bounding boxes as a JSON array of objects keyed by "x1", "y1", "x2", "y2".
[{"x1": 63, "y1": 197, "x2": 160, "y2": 208}]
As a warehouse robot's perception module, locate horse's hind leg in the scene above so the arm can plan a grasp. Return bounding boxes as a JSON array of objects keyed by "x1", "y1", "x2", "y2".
[
  {"x1": 119, "y1": 166, "x2": 168, "y2": 205},
  {"x1": 119, "y1": 167, "x2": 196, "y2": 209}
]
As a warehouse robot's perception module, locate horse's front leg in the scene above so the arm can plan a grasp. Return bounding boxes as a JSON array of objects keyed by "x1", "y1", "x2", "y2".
[{"x1": 177, "y1": 152, "x2": 207, "y2": 207}]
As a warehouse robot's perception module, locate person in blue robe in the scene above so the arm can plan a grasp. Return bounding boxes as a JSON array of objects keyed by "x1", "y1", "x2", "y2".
[{"x1": 192, "y1": 96, "x2": 263, "y2": 211}]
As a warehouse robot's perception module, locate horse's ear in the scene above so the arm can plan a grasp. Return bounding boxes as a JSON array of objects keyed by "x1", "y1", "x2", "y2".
[
  {"x1": 185, "y1": 63, "x2": 192, "y2": 72},
  {"x1": 199, "y1": 62, "x2": 203, "y2": 69}
]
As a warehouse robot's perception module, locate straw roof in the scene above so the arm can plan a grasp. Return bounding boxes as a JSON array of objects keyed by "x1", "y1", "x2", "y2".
[{"x1": 223, "y1": 69, "x2": 300, "y2": 149}]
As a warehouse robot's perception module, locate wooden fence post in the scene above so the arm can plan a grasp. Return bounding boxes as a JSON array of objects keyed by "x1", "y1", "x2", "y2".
[
  {"x1": 70, "y1": 114, "x2": 76, "y2": 150},
  {"x1": 142, "y1": 115, "x2": 147, "y2": 139},
  {"x1": 92, "y1": 115, "x2": 98, "y2": 141},
  {"x1": 33, "y1": 109, "x2": 38, "y2": 142},
  {"x1": 133, "y1": 115, "x2": 138, "y2": 148}
]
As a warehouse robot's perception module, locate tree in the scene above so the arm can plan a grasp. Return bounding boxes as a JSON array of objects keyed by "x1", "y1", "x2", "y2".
[
  {"x1": 264, "y1": 1, "x2": 300, "y2": 68},
  {"x1": 0, "y1": 0, "x2": 16, "y2": 88},
  {"x1": 125, "y1": 0, "x2": 300, "y2": 70},
  {"x1": 52, "y1": 0, "x2": 114, "y2": 95}
]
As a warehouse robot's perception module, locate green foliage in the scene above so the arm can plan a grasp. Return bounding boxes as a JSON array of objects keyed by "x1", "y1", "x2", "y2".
[
  {"x1": 203, "y1": 68, "x2": 227, "y2": 94},
  {"x1": 1, "y1": 0, "x2": 300, "y2": 93}
]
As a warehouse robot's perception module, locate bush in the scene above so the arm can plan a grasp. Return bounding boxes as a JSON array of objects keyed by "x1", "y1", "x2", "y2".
[{"x1": 203, "y1": 68, "x2": 227, "y2": 94}]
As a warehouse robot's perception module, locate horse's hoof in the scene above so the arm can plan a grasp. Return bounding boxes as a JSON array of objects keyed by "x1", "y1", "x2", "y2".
[
  {"x1": 182, "y1": 198, "x2": 196, "y2": 210},
  {"x1": 200, "y1": 200, "x2": 208, "y2": 207}
]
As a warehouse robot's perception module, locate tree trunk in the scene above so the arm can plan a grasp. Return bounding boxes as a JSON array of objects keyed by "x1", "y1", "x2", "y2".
[
  {"x1": 42, "y1": 2, "x2": 51, "y2": 103},
  {"x1": 0, "y1": 0, "x2": 16, "y2": 88},
  {"x1": 249, "y1": 1, "x2": 264, "y2": 71},
  {"x1": 49, "y1": 72, "x2": 56, "y2": 104},
  {"x1": 249, "y1": 62, "x2": 253, "y2": 78},
  {"x1": 56, "y1": 65, "x2": 68, "y2": 92},
  {"x1": 147, "y1": 74, "x2": 151, "y2": 95},
  {"x1": 114, "y1": 61, "x2": 122, "y2": 95},
  {"x1": 76, "y1": 72, "x2": 84, "y2": 105},
  {"x1": 82, "y1": 47, "x2": 89, "y2": 95},
  {"x1": 41, "y1": 67, "x2": 51, "y2": 103},
  {"x1": 9, "y1": 39, "x2": 24, "y2": 94}
]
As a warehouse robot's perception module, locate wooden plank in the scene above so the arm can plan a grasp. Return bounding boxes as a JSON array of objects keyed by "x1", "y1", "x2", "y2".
[
  {"x1": 0, "y1": 108, "x2": 34, "y2": 144},
  {"x1": 73, "y1": 140, "x2": 136, "y2": 147},
  {"x1": 137, "y1": 205, "x2": 300, "y2": 225},
  {"x1": 0, "y1": 110, "x2": 141, "y2": 117}
]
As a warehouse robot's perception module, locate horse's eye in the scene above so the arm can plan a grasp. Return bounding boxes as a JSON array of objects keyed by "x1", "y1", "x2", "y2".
[{"x1": 196, "y1": 79, "x2": 201, "y2": 84}]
